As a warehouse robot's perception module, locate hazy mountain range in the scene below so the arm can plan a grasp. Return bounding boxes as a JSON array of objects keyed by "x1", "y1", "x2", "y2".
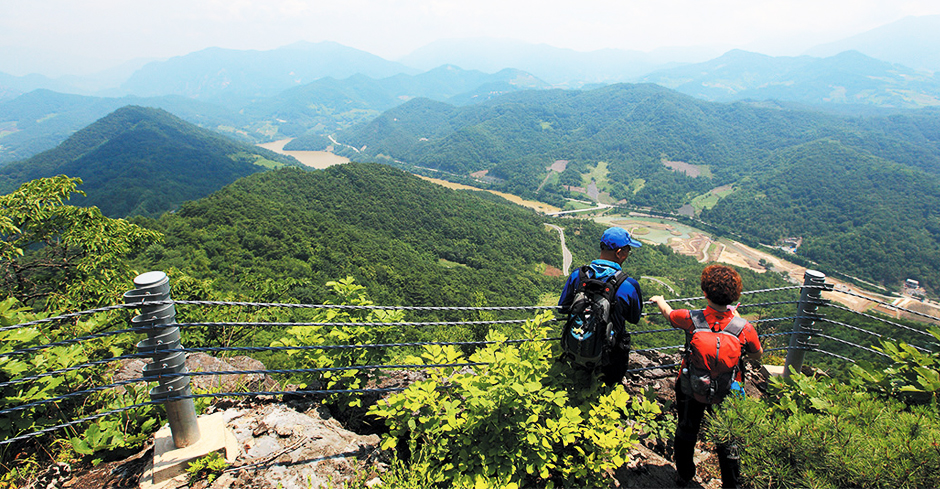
[
  {"x1": 640, "y1": 49, "x2": 940, "y2": 110},
  {"x1": 3, "y1": 15, "x2": 940, "y2": 100}
]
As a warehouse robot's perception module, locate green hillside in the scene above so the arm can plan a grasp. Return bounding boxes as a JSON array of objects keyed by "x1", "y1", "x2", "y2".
[
  {"x1": 133, "y1": 163, "x2": 562, "y2": 313},
  {"x1": 327, "y1": 84, "x2": 940, "y2": 292},
  {"x1": 0, "y1": 89, "x2": 253, "y2": 164},
  {"x1": 130, "y1": 163, "x2": 794, "y2": 330},
  {"x1": 0, "y1": 105, "x2": 300, "y2": 217},
  {"x1": 702, "y1": 139, "x2": 940, "y2": 289}
]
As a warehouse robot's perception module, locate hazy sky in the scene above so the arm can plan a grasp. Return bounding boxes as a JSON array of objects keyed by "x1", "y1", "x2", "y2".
[{"x1": 3, "y1": 0, "x2": 940, "y2": 76}]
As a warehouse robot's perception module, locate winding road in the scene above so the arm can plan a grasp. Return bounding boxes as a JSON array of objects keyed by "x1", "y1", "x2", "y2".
[{"x1": 546, "y1": 224, "x2": 572, "y2": 277}]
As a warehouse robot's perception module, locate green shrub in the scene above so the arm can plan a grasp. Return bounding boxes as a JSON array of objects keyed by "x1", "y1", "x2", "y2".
[
  {"x1": 368, "y1": 312, "x2": 659, "y2": 488},
  {"x1": 709, "y1": 372, "x2": 940, "y2": 489},
  {"x1": 271, "y1": 277, "x2": 405, "y2": 407},
  {"x1": 850, "y1": 327, "x2": 940, "y2": 405}
]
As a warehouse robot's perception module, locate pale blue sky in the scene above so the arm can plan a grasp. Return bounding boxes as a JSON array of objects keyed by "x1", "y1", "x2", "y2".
[{"x1": 2, "y1": 0, "x2": 940, "y2": 76}]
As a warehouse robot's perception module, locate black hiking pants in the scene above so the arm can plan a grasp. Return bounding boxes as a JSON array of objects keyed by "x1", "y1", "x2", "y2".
[
  {"x1": 674, "y1": 383, "x2": 741, "y2": 488},
  {"x1": 600, "y1": 332, "x2": 631, "y2": 386}
]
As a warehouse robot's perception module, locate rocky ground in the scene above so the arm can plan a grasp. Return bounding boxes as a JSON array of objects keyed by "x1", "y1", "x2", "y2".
[{"x1": 35, "y1": 350, "x2": 769, "y2": 489}]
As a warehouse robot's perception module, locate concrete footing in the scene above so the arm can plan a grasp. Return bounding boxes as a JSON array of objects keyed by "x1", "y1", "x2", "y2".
[
  {"x1": 139, "y1": 412, "x2": 238, "y2": 489},
  {"x1": 761, "y1": 364, "x2": 785, "y2": 377}
]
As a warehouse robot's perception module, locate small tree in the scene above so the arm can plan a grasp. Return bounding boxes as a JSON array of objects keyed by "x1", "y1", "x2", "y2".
[{"x1": 0, "y1": 175, "x2": 162, "y2": 311}]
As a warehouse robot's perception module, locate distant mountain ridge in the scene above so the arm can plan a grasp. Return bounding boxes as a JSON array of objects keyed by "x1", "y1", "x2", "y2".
[
  {"x1": 0, "y1": 90, "x2": 251, "y2": 165},
  {"x1": 247, "y1": 65, "x2": 550, "y2": 141},
  {"x1": 806, "y1": 15, "x2": 940, "y2": 73},
  {"x1": 640, "y1": 49, "x2": 940, "y2": 108},
  {"x1": 397, "y1": 38, "x2": 718, "y2": 86},
  {"x1": 0, "y1": 105, "x2": 300, "y2": 217},
  {"x1": 0, "y1": 66, "x2": 549, "y2": 162},
  {"x1": 121, "y1": 41, "x2": 418, "y2": 104}
]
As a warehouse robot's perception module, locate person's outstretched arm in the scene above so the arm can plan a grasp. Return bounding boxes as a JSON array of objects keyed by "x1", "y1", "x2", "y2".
[{"x1": 649, "y1": 295, "x2": 673, "y2": 319}]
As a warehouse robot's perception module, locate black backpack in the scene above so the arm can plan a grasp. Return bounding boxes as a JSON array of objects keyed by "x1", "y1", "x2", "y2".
[{"x1": 561, "y1": 266, "x2": 629, "y2": 368}]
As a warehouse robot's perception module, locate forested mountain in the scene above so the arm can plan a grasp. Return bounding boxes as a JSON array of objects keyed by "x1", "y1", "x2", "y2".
[
  {"x1": 319, "y1": 83, "x2": 940, "y2": 291},
  {"x1": 702, "y1": 140, "x2": 940, "y2": 289},
  {"x1": 120, "y1": 42, "x2": 417, "y2": 104},
  {"x1": 133, "y1": 163, "x2": 563, "y2": 313},
  {"x1": 640, "y1": 50, "x2": 940, "y2": 109},
  {"x1": 0, "y1": 89, "x2": 254, "y2": 164},
  {"x1": 0, "y1": 106, "x2": 299, "y2": 218}
]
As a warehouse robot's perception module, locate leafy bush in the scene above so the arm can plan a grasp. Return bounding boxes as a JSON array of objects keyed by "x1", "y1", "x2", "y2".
[
  {"x1": 368, "y1": 312, "x2": 660, "y2": 488},
  {"x1": 0, "y1": 298, "x2": 164, "y2": 481},
  {"x1": 709, "y1": 370, "x2": 940, "y2": 489},
  {"x1": 850, "y1": 327, "x2": 940, "y2": 404},
  {"x1": 185, "y1": 451, "x2": 229, "y2": 486},
  {"x1": 271, "y1": 277, "x2": 405, "y2": 406}
]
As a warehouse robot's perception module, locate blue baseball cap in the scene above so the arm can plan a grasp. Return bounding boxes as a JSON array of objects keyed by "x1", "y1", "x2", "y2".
[{"x1": 600, "y1": 227, "x2": 642, "y2": 250}]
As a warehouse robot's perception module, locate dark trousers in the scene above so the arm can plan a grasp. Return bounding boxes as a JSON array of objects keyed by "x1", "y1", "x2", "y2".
[
  {"x1": 600, "y1": 332, "x2": 631, "y2": 386},
  {"x1": 674, "y1": 383, "x2": 741, "y2": 488}
]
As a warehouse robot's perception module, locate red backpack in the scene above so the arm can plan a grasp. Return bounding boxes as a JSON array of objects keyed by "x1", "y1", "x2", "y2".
[{"x1": 679, "y1": 310, "x2": 747, "y2": 404}]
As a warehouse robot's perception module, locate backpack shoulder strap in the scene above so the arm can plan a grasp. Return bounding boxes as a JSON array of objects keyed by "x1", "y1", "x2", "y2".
[
  {"x1": 603, "y1": 270, "x2": 630, "y2": 301},
  {"x1": 685, "y1": 310, "x2": 708, "y2": 350},
  {"x1": 721, "y1": 315, "x2": 747, "y2": 337},
  {"x1": 572, "y1": 265, "x2": 592, "y2": 291},
  {"x1": 689, "y1": 309, "x2": 709, "y2": 331}
]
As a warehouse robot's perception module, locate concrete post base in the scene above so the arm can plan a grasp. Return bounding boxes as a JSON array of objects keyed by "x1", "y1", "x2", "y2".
[
  {"x1": 139, "y1": 412, "x2": 239, "y2": 489},
  {"x1": 761, "y1": 364, "x2": 785, "y2": 377}
]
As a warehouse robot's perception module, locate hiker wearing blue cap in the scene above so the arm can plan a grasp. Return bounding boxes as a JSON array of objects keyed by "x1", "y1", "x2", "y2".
[{"x1": 558, "y1": 226, "x2": 643, "y2": 386}]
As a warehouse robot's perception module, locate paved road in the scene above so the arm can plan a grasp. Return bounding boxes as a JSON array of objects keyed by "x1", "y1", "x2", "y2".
[
  {"x1": 546, "y1": 224, "x2": 572, "y2": 277},
  {"x1": 640, "y1": 276, "x2": 678, "y2": 296},
  {"x1": 546, "y1": 204, "x2": 610, "y2": 216}
]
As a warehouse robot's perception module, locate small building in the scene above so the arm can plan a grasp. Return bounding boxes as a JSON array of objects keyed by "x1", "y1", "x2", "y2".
[{"x1": 905, "y1": 279, "x2": 920, "y2": 289}]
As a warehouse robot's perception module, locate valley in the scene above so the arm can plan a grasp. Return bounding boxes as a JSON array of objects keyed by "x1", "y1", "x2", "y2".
[
  {"x1": 257, "y1": 138, "x2": 350, "y2": 169},
  {"x1": 254, "y1": 135, "x2": 940, "y2": 322}
]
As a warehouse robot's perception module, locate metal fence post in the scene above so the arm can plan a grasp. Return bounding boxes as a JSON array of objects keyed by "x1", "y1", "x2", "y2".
[
  {"x1": 783, "y1": 269, "x2": 828, "y2": 379},
  {"x1": 124, "y1": 271, "x2": 200, "y2": 448}
]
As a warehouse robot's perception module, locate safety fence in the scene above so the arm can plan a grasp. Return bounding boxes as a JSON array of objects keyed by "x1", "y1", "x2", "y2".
[{"x1": 0, "y1": 270, "x2": 938, "y2": 450}]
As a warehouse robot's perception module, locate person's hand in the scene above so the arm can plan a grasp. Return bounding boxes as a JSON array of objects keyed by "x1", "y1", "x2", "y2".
[{"x1": 649, "y1": 295, "x2": 665, "y2": 304}]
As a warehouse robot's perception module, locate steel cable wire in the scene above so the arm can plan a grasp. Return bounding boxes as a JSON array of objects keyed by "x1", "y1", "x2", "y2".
[
  {"x1": 172, "y1": 318, "x2": 541, "y2": 329},
  {"x1": 0, "y1": 303, "x2": 135, "y2": 333},
  {"x1": 0, "y1": 377, "x2": 147, "y2": 417},
  {"x1": 831, "y1": 289, "x2": 940, "y2": 323},
  {"x1": 0, "y1": 352, "x2": 153, "y2": 389},
  {"x1": 0, "y1": 327, "x2": 144, "y2": 358},
  {"x1": 813, "y1": 333, "x2": 890, "y2": 358},
  {"x1": 827, "y1": 304, "x2": 936, "y2": 338}
]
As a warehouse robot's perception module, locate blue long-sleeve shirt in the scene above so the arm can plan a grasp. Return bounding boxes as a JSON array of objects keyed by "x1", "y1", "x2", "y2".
[{"x1": 558, "y1": 259, "x2": 643, "y2": 330}]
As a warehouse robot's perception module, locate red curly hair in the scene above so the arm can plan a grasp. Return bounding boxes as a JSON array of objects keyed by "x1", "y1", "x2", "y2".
[{"x1": 700, "y1": 264, "x2": 742, "y2": 306}]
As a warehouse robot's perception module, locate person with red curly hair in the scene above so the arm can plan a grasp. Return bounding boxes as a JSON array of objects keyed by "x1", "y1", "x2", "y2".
[{"x1": 650, "y1": 265, "x2": 762, "y2": 488}]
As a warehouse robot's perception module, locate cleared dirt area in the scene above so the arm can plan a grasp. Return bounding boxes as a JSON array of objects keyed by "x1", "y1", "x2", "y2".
[
  {"x1": 598, "y1": 215, "x2": 940, "y2": 317},
  {"x1": 662, "y1": 159, "x2": 708, "y2": 178},
  {"x1": 417, "y1": 175, "x2": 562, "y2": 214},
  {"x1": 258, "y1": 138, "x2": 350, "y2": 169}
]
